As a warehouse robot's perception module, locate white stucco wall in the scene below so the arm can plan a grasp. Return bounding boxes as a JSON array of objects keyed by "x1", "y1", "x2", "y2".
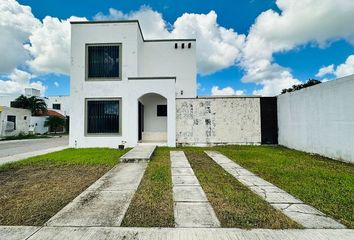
[
  {"x1": 46, "y1": 96, "x2": 71, "y2": 116},
  {"x1": 278, "y1": 75, "x2": 354, "y2": 163},
  {"x1": 139, "y1": 41, "x2": 196, "y2": 98},
  {"x1": 176, "y1": 97, "x2": 261, "y2": 146},
  {"x1": 0, "y1": 107, "x2": 31, "y2": 137},
  {"x1": 30, "y1": 116, "x2": 49, "y2": 134}
]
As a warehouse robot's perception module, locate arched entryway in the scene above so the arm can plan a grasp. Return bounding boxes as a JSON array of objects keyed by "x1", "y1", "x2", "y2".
[{"x1": 138, "y1": 93, "x2": 168, "y2": 143}]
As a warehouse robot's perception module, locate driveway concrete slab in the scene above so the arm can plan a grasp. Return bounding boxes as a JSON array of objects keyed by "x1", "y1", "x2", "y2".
[
  {"x1": 86, "y1": 163, "x2": 146, "y2": 191},
  {"x1": 172, "y1": 175, "x2": 199, "y2": 185},
  {"x1": 173, "y1": 186, "x2": 208, "y2": 202},
  {"x1": 46, "y1": 162, "x2": 147, "y2": 227},
  {"x1": 171, "y1": 167, "x2": 194, "y2": 176},
  {"x1": 171, "y1": 160, "x2": 191, "y2": 168},
  {"x1": 205, "y1": 151, "x2": 346, "y2": 229},
  {"x1": 46, "y1": 190, "x2": 133, "y2": 226},
  {"x1": 170, "y1": 151, "x2": 220, "y2": 228},
  {"x1": 174, "y1": 202, "x2": 220, "y2": 228}
]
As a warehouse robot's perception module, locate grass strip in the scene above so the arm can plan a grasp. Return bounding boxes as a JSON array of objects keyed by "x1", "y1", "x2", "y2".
[
  {"x1": 185, "y1": 150, "x2": 300, "y2": 229},
  {"x1": 0, "y1": 148, "x2": 127, "y2": 225},
  {"x1": 121, "y1": 147, "x2": 174, "y2": 227},
  {"x1": 216, "y1": 145, "x2": 354, "y2": 228}
]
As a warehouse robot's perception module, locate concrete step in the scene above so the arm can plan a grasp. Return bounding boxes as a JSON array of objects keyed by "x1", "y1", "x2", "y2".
[{"x1": 120, "y1": 144, "x2": 156, "y2": 162}]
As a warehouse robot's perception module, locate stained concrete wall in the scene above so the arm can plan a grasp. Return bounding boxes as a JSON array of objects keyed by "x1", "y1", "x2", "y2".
[
  {"x1": 176, "y1": 97, "x2": 261, "y2": 146},
  {"x1": 0, "y1": 107, "x2": 31, "y2": 137},
  {"x1": 278, "y1": 75, "x2": 354, "y2": 164}
]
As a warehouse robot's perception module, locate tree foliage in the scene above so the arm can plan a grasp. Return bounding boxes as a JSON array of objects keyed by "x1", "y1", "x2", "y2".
[
  {"x1": 12, "y1": 95, "x2": 47, "y2": 116},
  {"x1": 281, "y1": 79, "x2": 322, "y2": 94},
  {"x1": 44, "y1": 116, "x2": 65, "y2": 134}
]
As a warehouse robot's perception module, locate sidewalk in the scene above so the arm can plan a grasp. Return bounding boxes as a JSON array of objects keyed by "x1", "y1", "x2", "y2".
[{"x1": 1, "y1": 226, "x2": 353, "y2": 240}]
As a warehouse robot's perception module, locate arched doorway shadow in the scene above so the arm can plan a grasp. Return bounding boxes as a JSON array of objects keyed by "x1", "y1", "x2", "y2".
[{"x1": 138, "y1": 93, "x2": 168, "y2": 144}]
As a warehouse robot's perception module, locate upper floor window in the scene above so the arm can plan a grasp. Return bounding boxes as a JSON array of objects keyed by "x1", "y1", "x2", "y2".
[
  {"x1": 52, "y1": 103, "x2": 61, "y2": 110},
  {"x1": 86, "y1": 44, "x2": 121, "y2": 80}
]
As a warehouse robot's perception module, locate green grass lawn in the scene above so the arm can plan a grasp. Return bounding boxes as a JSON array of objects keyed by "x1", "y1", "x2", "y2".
[
  {"x1": 121, "y1": 148, "x2": 174, "y2": 227},
  {"x1": 0, "y1": 148, "x2": 127, "y2": 226},
  {"x1": 184, "y1": 150, "x2": 300, "y2": 228},
  {"x1": 215, "y1": 145, "x2": 354, "y2": 228}
]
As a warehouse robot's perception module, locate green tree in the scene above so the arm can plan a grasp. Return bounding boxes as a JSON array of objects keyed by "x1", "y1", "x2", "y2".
[
  {"x1": 44, "y1": 116, "x2": 65, "y2": 134},
  {"x1": 12, "y1": 95, "x2": 47, "y2": 116},
  {"x1": 281, "y1": 79, "x2": 321, "y2": 94}
]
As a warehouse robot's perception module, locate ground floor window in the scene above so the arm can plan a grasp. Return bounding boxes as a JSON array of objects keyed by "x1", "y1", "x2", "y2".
[
  {"x1": 86, "y1": 99, "x2": 121, "y2": 134},
  {"x1": 7, "y1": 115, "x2": 16, "y2": 130},
  {"x1": 157, "y1": 104, "x2": 167, "y2": 117}
]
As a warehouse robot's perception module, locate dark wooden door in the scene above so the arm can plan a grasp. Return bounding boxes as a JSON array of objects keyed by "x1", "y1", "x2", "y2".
[
  {"x1": 138, "y1": 101, "x2": 144, "y2": 141},
  {"x1": 260, "y1": 97, "x2": 278, "y2": 144}
]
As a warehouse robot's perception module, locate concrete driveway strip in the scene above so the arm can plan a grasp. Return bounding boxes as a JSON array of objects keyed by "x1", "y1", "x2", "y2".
[
  {"x1": 170, "y1": 151, "x2": 220, "y2": 228},
  {"x1": 24, "y1": 227, "x2": 354, "y2": 240},
  {"x1": 205, "y1": 151, "x2": 346, "y2": 229},
  {"x1": 45, "y1": 162, "x2": 147, "y2": 227}
]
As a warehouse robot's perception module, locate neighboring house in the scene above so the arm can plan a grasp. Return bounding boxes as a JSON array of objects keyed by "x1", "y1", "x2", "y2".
[
  {"x1": 0, "y1": 106, "x2": 31, "y2": 137},
  {"x1": 30, "y1": 110, "x2": 66, "y2": 134},
  {"x1": 0, "y1": 88, "x2": 70, "y2": 135},
  {"x1": 70, "y1": 20, "x2": 196, "y2": 148},
  {"x1": 45, "y1": 95, "x2": 70, "y2": 117}
]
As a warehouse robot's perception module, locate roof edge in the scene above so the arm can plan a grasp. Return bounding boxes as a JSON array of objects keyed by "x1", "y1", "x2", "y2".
[{"x1": 70, "y1": 20, "x2": 196, "y2": 42}]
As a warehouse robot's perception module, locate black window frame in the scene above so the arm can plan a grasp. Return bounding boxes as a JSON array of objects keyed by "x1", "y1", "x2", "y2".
[
  {"x1": 7, "y1": 115, "x2": 16, "y2": 130},
  {"x1": 86, "y1": 43, "x2": 122, "y2": 81},
  {"x1": 52, "y1": 103, "x2": 61, "y2": 110},
  {"x1": 157, "y1": 105, "x2": 167, "y2": 117},
  {"x1": 85, "y1": 98, "x2": 122, "y2": 136}
]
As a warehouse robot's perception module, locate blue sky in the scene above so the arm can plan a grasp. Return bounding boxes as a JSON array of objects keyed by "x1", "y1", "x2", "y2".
[{"x1": 2, "y1": 0, "x2": 354, "y2": 97}]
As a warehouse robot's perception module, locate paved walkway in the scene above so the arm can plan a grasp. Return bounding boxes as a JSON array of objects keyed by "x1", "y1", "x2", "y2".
[
  {"x1": 46, "y1": 162, "x2": 147, "y2": 227},
  {"x1": 170, "y1": 151, "x2": 220, "y2": 228},
  {"x1": 205, "y1": 151, "x2": 346, "y2": 229},
  {"x1": 1, "y1": 226, "x2": 353, "y2": 240},
  {"x1": 120, "y1": 144, "x2": 156, "y2": 162}
]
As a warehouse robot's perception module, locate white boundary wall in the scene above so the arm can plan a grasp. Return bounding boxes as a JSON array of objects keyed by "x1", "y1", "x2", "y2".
[{"x1": 278, "y1": 75, "x2": 354, "y2": 163}]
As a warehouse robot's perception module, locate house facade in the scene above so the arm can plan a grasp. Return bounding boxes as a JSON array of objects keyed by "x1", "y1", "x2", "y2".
[
  {"x1": 0, "y1": 106, "x2": 31, "y2": 137},
  {"x1": 69, "y1": 20, "x2": 196, "y2": 148}
]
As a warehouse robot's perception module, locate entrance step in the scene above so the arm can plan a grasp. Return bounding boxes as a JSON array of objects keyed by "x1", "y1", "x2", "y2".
[{"x1": 120, "y1": 144, "x2": 156, "y2": 162}]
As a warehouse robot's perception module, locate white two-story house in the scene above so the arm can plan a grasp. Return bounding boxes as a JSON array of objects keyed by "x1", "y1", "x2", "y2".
[{"x1": 70, "y1": 20, "x2": 197, "y2": 148}]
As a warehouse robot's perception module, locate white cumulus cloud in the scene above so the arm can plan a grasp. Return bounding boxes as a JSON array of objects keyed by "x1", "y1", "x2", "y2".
[
  {"x1": 335, "y1": 55, "x2": 354, "y2": 78},
  {"x1": 211, "y1": 86, "x2": 245, "y2": 96},
  {"x1": 315, "y1": 55, "x2": 354, "y2": 80},
  {"x1": 25, "y1": 16, "x2": 87, "y2": 75},
  {"x1": 0, "y1": 0, "x2": 41, "y2": 73},
  {"x1": 0, "y1": 69, "x2": 46, "y2": 96},
  {"x1": 242, "y1": 0, "x2": 354, "y2": 95},
  {"x1": 316, "y1": 64, "x2": 335, "y2": 78}
]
